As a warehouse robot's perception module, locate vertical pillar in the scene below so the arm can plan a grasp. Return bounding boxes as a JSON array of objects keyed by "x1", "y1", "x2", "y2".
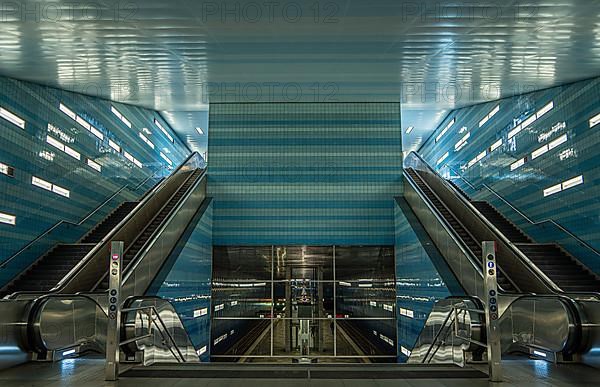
[
  {"x1": 482, "y1": 241, "x2": 502, "y2": 383},
  {"x1": 284, "y1": 265, "x2": 292, "y2": 352},
  {"x1": 105, "y1": 241, "x2": 124, "y2": 381}
]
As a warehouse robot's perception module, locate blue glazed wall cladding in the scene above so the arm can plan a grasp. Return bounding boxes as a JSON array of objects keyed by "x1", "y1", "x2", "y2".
[
  {"x1": 394, "y1": 199, "x2": 458, "y2": 362},
  {"x1": 208, "y1": 102, "x2": 403, "y2": 245},
  {"x1": 151, "y1": 201, "x2": 213, "y2": 362},
  {"x1": 418, "y1": 77, "x2": 600, "y2": 273},
  {"x1": 0, "y1": 75, "x2": 189, "y2": 269}
]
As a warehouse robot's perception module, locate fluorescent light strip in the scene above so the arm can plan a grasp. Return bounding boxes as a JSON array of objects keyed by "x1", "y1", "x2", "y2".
[
  {"x1": 52, "y1": 185, "x2": 70, "y2": 198},
  {"x1": 154, "y1": 118, "x2": 174, "y2": 142},
  {"x1": 197, "y1": 346, "x2": 207, "y2": 356},
  {"x1": 405, "y1": 126, "x2": 414, "y2": 134},
  {"x1": 510, "y1": 158, "x2": 525, "y2": 171},
  {"x1": 133, "y1": 159, "x2": 143, "y2": 168},
  {"x1": 87, "y1": 159, "x2": 101, "y2": 172},
  {"x1": 160, "y1": 152, "x2": 173, "y2": 165},
  {"x1": 401, "y1": 346, "x2": 412, "y2": 356},
  {"x1": 543, "y1": 175, "x2": 584, "y2": 197},
  {"x1": 32, "y1": 176, "x2": 53, "y2": 191},
  {"x1": 0, "y1": 212, "x2": 16, "y2": 226},
  {"x1": 124, "y1": 151, "x2": 134, "y2": 163},
  {"x1": 108, "y1": 140, "x2": 121, "y2": 152},
  {"x1": 522, "y1": 114, "x2": 537, "y2": 129},
  {"x1": 75, "y1": 116, "x2": 91, "y2": 130},
  {"x1": 0, "y1": 107, "x2": 25, "y2": 129},
  {"x1": 435, "y1": 118, "x2": 455, "y2": 143},
  {"x1": 548, "y1": 134, "x2": 568, "y2": 150},
  {"x1": 0, "y1": 162, "x2": 14, "y2": 177},
  {"x1": 544, "y1": 183, "x2": 562, "y2": 197},
  {"x1": 490, "y1": 138, "x2": 503, "y2": 152},
  {"x1": 60, "y1": 102, "x2": 104, "y2": 140},
  {"x1": 531, "y1": 144, "x2": 549, "y2": 159},
  {"x1": 64, "y1": 145, "x2": 81, "y2": 160},
  {"x1": 476, "y1": 150, "x2": 487, "y2": 161},
  {"x1": 196, "y1": 127, "x2": 205, "y2": 135},
  {"x1": 536, "y1": 101, "x2": 554, "y2": 119},
  {"x1": 139, "y1": 132, "x2": 155, "y2": 149},
  {"x1": 46, "y1": 135, "x2": 64, "y2": 151},
  {"x1": 194, "y1": 308, "x2": 208, "y2": 318},
  {"x1": 437, "y1": 151, "x2": 449, "y2": 165},
  {"x1": 455, "y1": 132, "x2": 470, "y2": 151},
  {"x1": 59, "y1": 103, "x2": 77, "y2": 120},
  {"x1": 589, "y1": 112, "x2": 600, "y2": 128},
  {"x1": 90, "y1": 126, "x2": 104, "y2": 140},
  {"x1": 111, "y1": 106, "x2": 132, "y2": 128},
  {"x1": 479, "y1": 104, "x2": 500, "y2": 128},
  {"x1": 508, "y1": 124, "x2": 522, "y2": 139},
  {"x1": 562, "y1": 175, "x2": 584, "y2": 190}
]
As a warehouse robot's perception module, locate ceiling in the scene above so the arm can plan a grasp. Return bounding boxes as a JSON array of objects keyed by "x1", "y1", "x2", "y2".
[{"x1": 1, "y1": 0, "x2": 599, "y2": 153}]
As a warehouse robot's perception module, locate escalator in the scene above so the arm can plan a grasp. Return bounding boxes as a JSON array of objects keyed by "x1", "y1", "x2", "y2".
[
  {"x1": 0, "y1": 202, "x2": 138, "y2": 296},
  {"x1": 1, "y1": 152, "x2": 207, "y2": 299},
  {"x1": 405, "y1": 168, "x2": 517, "y2": 292},
  {"x1": 94, "y1": 169, "x2": 204, "y2": 291},
  {"x1": 402, "y1": 151, "x2": 600, "y2": 366},
  {"x1": 446, "y1": 175, "x2": 600, "y2": 292},
  {"x1": 0, "y1": 153, "x2": 209, "y2": 369}
]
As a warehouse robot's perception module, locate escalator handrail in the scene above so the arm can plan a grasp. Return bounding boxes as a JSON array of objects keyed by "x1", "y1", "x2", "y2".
[
  {"x1": 121, "y1": 169, "x2": 207, "y2": 288},
  {"x1": 6, "y1": 152, "x2": 202, "y2": 299},
  {"x1": 402, "y1": 170, "x2": 486, "y2": 282},
  {"x1": 0, "y1": 166, "x2": 165, "y2": 272},
  {"x1": 405, "y1": 151, "x2": 562, "y2": 294},
  {"x1": 446, "y1": 164, "x2": 600, "y2": 262},
  {"x1": 53, "y1": 152, "x2": 203, "y2": 292}
]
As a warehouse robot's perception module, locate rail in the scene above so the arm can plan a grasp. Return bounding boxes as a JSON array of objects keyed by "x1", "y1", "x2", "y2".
[
  {"x1": 52, "y1": 152, "x2": 203, "y2": 293},
  {"x1": 120, "y1": 305, "x2": 187, "y2": 363},
  {"x1": 405, "y1": 151, "x2": 560, "y2": 294},
  {"x1": 447, "y1": 165, "x2": 600, "y2": 261},
  {"x1": 0, "y1": 166, "x2": 165, "y2": 272}
]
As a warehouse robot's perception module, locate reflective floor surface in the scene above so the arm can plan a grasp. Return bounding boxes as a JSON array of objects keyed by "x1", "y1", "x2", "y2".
[{"x1": 0, "y1": 356, "x2": 598, "y2": 386}]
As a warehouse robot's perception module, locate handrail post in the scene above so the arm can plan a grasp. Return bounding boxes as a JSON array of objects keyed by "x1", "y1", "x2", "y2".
[
  {"x1": 483, "y1": 241, "x2": 502, "y2": 382},
  {"x1": 105, "y1": 241, "x2": 124, "y2": 381}
]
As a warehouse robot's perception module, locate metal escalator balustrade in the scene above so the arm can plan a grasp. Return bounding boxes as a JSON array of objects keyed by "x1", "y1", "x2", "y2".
[
  {"x1": 95, "y1": 168, "x2": 204, "y2": 291},
  {"x1": 405, "y1": 168, "x2": 516, "y2": 293},
  {"x1": 404, "y1": 151, "x2": 556, "y2": 294},
  {"x1": 446, "y1": 179, "x2": 600, "y2": 293}
]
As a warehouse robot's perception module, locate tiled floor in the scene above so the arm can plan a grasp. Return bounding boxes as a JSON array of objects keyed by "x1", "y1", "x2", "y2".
[{"x1": 0, "y1": 357, "x2": 598, "y2": 386}]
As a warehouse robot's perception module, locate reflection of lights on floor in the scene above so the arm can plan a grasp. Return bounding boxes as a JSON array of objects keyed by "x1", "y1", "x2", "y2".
[{"x1": 531, "y1": 359, "x2": 550, "y2": 378}]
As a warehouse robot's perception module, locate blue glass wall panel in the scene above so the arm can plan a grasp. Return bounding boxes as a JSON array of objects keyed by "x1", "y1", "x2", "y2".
[
  {"x1": 419, "y1": 77, "x2": 600, "y2": 273},
  {"x1": 0, "y1": 75, "x2": 189, "y2": 283},
  {"x1": 149, "y1": 199, "x2": 213, "y2": 361},
  {"x1": 394, "y1": 198, "x2": 461, "y2": 362},
  {"x1": 207, "y1": 102, "x2": 403, "y2": 245}
]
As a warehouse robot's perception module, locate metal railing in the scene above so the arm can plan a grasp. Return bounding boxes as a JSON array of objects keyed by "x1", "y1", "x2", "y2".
[
  {"x1": 421, "y1": 303, "x2": 488, "y2": 365},
  {"x1": 0, "y1": 167, "x2": 165, "y2": 275},
  {"x1": 405, "y1": 151, "x2": 559, "y2": 294},
  {"x1": 447, "y1": 165, "x2": 600, "y2": 261},
  {"x1": 120, "y1": 305, "x2": 187, "y2": 363}
]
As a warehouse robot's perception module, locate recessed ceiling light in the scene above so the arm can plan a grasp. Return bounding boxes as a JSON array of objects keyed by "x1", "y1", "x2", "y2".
[{"x1": 196, "y1": 127, "x2": 204, "y2": 135}]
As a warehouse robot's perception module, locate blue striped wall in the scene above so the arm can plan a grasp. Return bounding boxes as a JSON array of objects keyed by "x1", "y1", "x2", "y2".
[
  {"x1": 0, "y1": 75, "x2": 190, "y2": 282},
  {"x1": 394, "y1": 198, "x2": 460, "y2": 362},
  {"x1": 149, "y1": 200, "x2": 213, "y2": 361},
  {"x1": 418, "y1": 77, "x2": 600, "y2": 274},
  {"x1": 207, "y1": 102, "x2": 403, "y2": 245}
]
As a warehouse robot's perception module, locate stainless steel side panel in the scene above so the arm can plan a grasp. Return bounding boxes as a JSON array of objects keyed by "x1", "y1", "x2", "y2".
[
  {"x1": 0, "y1": 299, "x2": 31, "y2": 369},
  {"x1": 122, "y1": 298, "x2": 198, "y2": 364},
  {"x1": 121, "y1": 176, "x2": 207, "y2": 299},
  {"x1": 404, "y1": 176, "x2": 484, "y2": 299},
  {"x1": 58, "y1": 171, "x2": 192, "y2": 294}
]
